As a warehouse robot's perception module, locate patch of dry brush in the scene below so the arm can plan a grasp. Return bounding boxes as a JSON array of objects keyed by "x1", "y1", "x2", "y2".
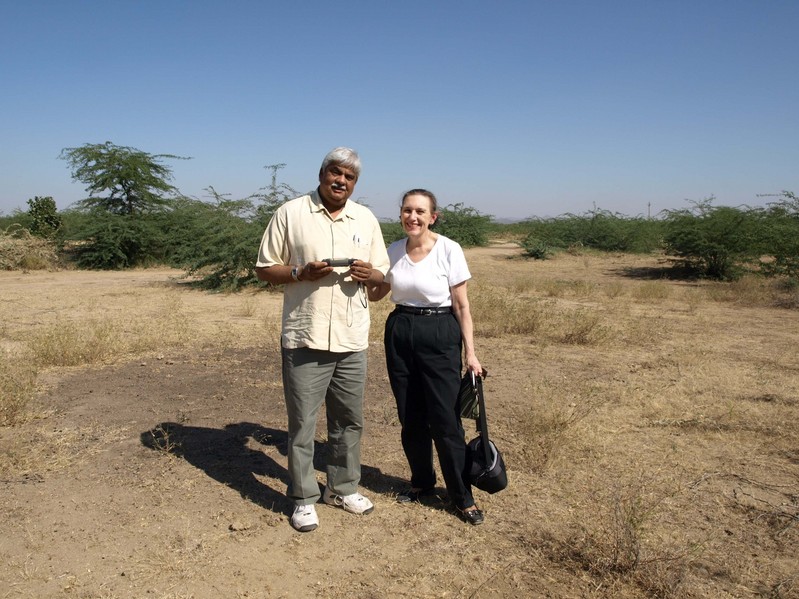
[{"x1": 0, "y1": 225, "x2": 60, "y2": 271}]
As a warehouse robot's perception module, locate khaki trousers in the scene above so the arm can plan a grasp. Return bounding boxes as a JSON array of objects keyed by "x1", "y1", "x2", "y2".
[{"x1": 281, "y1": 346, "x2": 367, "y2": 506}]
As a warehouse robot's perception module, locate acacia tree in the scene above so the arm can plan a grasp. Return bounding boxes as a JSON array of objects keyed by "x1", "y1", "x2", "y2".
[
  {"x1": 60, "y1": 141, "x2": 188, "y2": 215},
  {"x1": 58, "y1": 142, "x2": 188, "y2": 268}
]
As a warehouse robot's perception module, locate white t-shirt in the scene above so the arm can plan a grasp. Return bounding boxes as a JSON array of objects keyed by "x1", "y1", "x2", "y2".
[{"x1": 386, "y1": 235, "x2": 471, "y2": 307}]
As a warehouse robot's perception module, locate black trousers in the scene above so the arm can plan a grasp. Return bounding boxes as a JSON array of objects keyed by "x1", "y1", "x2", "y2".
[{"x1": 384, "y1": 308, "x2": 475, "y2": 510}]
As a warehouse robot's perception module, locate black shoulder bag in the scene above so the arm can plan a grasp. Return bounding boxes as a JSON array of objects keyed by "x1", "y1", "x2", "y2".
[{"x1": 464, "y1": 371, "x2": 508, "y2": 494}]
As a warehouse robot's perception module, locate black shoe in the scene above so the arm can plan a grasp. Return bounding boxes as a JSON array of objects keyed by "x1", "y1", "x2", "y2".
[
  {"x1": 396, "y1": 488, "x2": 436, "y2": 503},
  {"x1": 458, "y1": 506, "x2": 484, "y2": 525}
]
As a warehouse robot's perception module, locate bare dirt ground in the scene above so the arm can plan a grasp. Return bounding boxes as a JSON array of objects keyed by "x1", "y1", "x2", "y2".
[{"x1": 1, "y1": 244, "x2": 798, "y2": 598}]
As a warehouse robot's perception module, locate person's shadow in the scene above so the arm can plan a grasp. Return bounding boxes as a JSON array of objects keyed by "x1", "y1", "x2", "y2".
[{"x1": 140, "y1": 421, "x2": 407, "y2": 517}]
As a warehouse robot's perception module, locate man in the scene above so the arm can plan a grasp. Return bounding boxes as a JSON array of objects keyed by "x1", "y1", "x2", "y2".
[{"x1": 255, "y1": 147, "x2": 389, "y2": 532}]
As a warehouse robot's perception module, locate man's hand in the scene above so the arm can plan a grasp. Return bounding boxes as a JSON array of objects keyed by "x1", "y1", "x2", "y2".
[{"x1": 300, "y1": 261, "x2": 335, "y2": 281}]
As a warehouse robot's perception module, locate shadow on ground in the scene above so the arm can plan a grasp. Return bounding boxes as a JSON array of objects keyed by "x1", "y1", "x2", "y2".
[
  {"x1": 140, "y1": 421, "x2": 408, "y2": 516},
  {"x1": 610, "y1": 261, "x2": 701, "y2": 281}
]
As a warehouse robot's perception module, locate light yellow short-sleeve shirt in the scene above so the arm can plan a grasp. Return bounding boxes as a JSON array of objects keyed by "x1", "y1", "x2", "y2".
[{"x1": 256, "y1": 190, "x2": 390, "y2": 352}]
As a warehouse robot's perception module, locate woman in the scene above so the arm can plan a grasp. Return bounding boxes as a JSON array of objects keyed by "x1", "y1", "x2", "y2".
[{"x1": 369, "y1": 189, "x2": 485, "y2": 525}]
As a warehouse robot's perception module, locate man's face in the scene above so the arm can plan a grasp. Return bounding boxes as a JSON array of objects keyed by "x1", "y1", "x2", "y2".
[{"x1": 318, "y1": 163, "x2": 358, "y2": 211}]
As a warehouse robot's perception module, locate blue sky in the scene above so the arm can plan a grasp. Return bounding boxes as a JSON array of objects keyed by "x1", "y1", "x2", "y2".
[{"x1": 1, "y1": 1, "x2": 797, "y2": 220}]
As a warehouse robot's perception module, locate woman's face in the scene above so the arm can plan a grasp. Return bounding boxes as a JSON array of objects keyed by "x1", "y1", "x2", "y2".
[{"x1": 400, "y1": 194, "x2": 437, "y2": 237}]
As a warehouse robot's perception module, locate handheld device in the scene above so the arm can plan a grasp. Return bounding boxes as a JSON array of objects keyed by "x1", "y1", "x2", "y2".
[{"x1": 324, "y1": 258, "x2": 356, "y2": 267}]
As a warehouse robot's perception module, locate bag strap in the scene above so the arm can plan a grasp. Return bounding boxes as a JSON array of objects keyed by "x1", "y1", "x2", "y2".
[{"x1": 471, "y1": 371, "x2": 492, "y2": 466}]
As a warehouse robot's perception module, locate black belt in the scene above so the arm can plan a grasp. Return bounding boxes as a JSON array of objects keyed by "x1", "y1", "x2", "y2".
[{"x1": 395, "y1": 305, "x2": 452, "y2": 316}]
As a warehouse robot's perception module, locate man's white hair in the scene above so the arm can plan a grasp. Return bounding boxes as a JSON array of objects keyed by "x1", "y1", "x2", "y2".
[{"x1": 320, "y1": 147, "x2": 361, "y2": 177}]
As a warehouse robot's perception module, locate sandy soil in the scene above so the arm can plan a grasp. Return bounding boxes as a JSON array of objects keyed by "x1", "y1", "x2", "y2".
[{"x1": 1, "y1": 245, "x2": 797, "y2": 598}]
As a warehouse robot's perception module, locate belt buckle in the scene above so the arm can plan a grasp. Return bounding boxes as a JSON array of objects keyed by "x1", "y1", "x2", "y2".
[{"x1": 421, "y1": 308, "x2": 434, "y2": 316}]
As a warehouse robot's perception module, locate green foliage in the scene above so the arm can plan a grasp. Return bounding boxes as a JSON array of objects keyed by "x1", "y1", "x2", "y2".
[
  {"x1": 514, "y1": 217, "x2": 569, "y2": 255},
  {"x1": 165, "y1": 193, "x2": 268, "y2": 289},
  {"x1": 172, "y1": 164, "x2": 297, "y2": 290},
  {"x1": 58, "y1": 141, "x2": 189, "y2": 269},
  {"x1": 578, "y1": 208, "x2": 662, "y2": 253},
  {"x1": 517, "y1": 207, "x2": 663, "y2": 256},
  {"x1": 512, "y1": 195, "x2": 798, "y2": 283},
  {"x1": 377, "y1": 203, "x2": 492, "y2": 248},
  {"x1": 520, "y1": 235, "x2": 552, "y2": 260},
  {"x1": 755, "y1": 191, "x2": 799, "y2": 281},
  {"x1": 662, "y1": 198, "x2": 756, "y2": 280},
  {"x1": 434, "y1": 203, "x2": 492, "y2": 247},
  {"x1": 379, "y1": 221, "x2": 406, "y2": 246},
  {"x1": 0, "y1": 210, "x2": 33, "y2": 232},
  {"x1": 60, "y1": 141, "x2": 188, "y2": 215},
  {"x1": 26, "y1": 196, "x2": 62, "y2": 239},
  {"x1": 64, "y1": 210, "x2": 166, "y2": 269}
]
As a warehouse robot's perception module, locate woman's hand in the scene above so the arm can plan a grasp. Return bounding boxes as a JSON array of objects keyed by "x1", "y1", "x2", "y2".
[{"x1": 465, "y1": 354, "x2": 483, "y2": 377}]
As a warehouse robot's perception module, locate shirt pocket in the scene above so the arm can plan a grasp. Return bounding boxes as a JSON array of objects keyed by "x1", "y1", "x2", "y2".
[{"x1": 349, "y1": 230, "x2": 372, "y2": 261}]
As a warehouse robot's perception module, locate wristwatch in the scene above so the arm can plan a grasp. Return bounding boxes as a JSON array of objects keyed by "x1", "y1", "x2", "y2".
[{"x1": 290, "y1": 266, "x2": 301, "y2": 281}]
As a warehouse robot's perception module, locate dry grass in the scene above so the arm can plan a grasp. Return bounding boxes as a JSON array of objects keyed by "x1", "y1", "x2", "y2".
[
  {"x1": 469, "y1": 283, "x2": 546, "y2": 336},
  {"x1": 23, "y1": 298, "x2": 192, "y2": 368},
  {"x1": 1, "y1": 249, "x2": 798, "y2": 598},
  {"x1": 0, "y1": 423, "x2": 129, "y2": 480},
  {"x1": 0, "y1": 355, "x2": 37, "y2": 426},
  {"x1": 0, "y1": 269, "x2": 284, "y2": 428},
  {"x1": 0, "y1": 225, "x2": 60, "y2": 271}
]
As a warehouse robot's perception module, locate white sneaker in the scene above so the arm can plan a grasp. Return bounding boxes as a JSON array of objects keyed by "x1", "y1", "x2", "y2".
[
  {"x1": 290, "y1": 504, "x2": 319, "y2": 532},
  {"x1": 323, "y1": 487, "x2": 374, "y2": 515}
]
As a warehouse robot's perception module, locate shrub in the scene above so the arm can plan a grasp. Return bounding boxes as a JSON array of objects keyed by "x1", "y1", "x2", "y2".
[
  {"x1": 434, "y1": 203, "x2": 492, "y2": 247},
  {"x1": 172, "y1": 165, "x2": 295, "y2": 291},
  {"x1": 168, "y1": 194, "x2": 273, "y2": 290},
  {"x1": 520, "y1": 235, "x2": 553, "y2": 260},
  {"x1": 379, "y1": 220, "x2": 405, "y2": 246},
  {"x1": 516, "y1": 208, "x2": 664, "y2": 256},
  {"x1": 26, "y1": 196, "x2": 62, "y2": 239},
  {"x1": 64, "y1": 210, "x2": 166, "y2": 269},
  {"x1": 379, "y1": 202, "x2": 492, "y2": 248},
  {"x1": 662, "y1": 198, "x2": 757, "y2": 280},
  {"x1": 0, "y1": 210, "x2": 32, "y2": 231},
  {"x1": 756, "y1": 191, "x2": 799, "y2": 282}
]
